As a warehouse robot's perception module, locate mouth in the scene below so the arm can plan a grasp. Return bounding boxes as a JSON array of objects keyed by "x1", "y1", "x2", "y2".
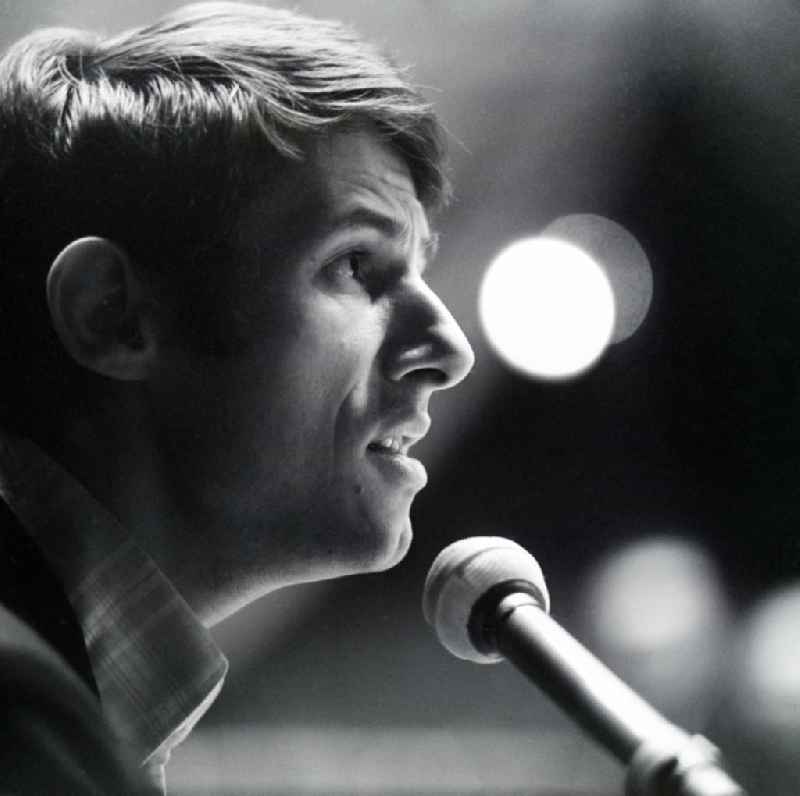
[
  {"x1": 367, "y1": 435, "x2": 415, "y2": 457},
  {"x1": 365, "y1": 433, "x2": 428, "y2": 490}
]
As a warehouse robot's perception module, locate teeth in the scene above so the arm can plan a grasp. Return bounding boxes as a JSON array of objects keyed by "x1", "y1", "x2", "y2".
[{"x1": 373, "y1": 436, "x2": 403, "y2": 453}]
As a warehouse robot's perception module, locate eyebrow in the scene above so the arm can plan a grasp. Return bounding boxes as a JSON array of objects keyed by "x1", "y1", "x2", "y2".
[{"x1": 331, "y1": 206, "x2": 440, "y2": 271}]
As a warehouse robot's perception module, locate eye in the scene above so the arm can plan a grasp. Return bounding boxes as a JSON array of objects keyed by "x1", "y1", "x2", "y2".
[
  {"x1": 341, "y1": 251, "x2": 367, "y2": 283},
  {"x1": 323, "y1": 249, "x2": 373, "y2": 292}
]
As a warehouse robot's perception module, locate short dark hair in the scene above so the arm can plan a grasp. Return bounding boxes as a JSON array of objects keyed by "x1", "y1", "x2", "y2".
[{"x1": 0, "y1": 2, "x2": 449, "y2": 436}]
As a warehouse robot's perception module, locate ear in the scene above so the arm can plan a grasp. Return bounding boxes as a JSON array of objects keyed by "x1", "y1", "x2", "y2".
[{"x1": 46, "y1": 237, "x2": 160, "y2": 381}]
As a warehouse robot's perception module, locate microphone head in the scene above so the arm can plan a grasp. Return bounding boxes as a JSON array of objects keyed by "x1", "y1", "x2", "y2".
[{"x1": 423, "y1": 536, "x2": 550, "y2": 664}]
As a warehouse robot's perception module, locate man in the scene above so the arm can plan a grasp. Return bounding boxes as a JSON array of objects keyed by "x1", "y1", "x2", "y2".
[{"x1": 0, "y1": 2, "x2": 474, "y2": 792}]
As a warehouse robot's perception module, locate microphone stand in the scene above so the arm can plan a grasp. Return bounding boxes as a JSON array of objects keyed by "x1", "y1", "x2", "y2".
[{"x1": 489, "y1": 594, "x2": 747, "y2": 796}]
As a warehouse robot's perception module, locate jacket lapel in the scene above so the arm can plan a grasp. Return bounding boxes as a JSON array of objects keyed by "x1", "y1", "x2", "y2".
[{"x1": 0, "y1": 499, "x2": 98, "y2": 696}]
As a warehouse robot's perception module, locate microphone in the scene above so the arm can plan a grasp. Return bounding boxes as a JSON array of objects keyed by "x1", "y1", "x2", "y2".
[{"x1": 423, "y1": 537, "x2": 747, "y2": 796}]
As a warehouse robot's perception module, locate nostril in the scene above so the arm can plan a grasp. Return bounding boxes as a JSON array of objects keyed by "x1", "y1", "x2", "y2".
[{"x1": 410, "y1": 367, "x2": 448, "y2": 386}]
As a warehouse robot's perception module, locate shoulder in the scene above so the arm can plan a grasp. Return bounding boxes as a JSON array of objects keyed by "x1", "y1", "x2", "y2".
[
  {"x1": 0, "y1": 496, "x2": 99, "y2": 692},
  {"x1": 0, "y1": 604, "x2": 149, "y2": 794},
  {"x1": 0, "y1": 599, "x2": 95, "y2": 711}
]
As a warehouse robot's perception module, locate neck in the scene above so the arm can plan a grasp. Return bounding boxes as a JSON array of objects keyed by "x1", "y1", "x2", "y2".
[
  {"x1": 57, "y1": 392, "x2": 222, "y2": 624},
  {"x1": 56, "y1": 390, "x2": 314, "y2": 628}
]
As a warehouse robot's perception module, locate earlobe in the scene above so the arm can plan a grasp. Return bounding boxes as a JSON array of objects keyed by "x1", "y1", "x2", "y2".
[{"x1": 47, "y1": 237, "x2": 159, "y2": 381}]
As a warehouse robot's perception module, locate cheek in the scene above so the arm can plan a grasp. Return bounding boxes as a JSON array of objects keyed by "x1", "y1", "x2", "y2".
[
  {"x1": 326, "y1": 315, "x2": 387, "y2": 437},
  {"x1": 155, "y1": 298, "x2": 386, "y2": 512},
  {"x1": 228, "y1": 324, "x2": 375, "y2": 501}
]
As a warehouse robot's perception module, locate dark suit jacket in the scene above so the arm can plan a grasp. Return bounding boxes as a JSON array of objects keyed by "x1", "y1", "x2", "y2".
[{"x1": 0, "y1": 500, "x2": 151, "y2": 794}]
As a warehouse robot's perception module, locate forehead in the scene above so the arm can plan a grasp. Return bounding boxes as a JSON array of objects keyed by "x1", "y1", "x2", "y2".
[
  {"x1": 313, "y1": 127, "x2": 429, "y2": 235},
  {"x1": 235, "y1": 127, "x2": 430, "y2": 267}
]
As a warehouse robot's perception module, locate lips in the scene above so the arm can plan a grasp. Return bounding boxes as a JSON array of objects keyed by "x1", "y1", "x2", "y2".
[
  {"x1": 366, "y1": 444, "x2": 428, "y2": 491},
  {"x1": 365, "y1": 417, "x2": 430, "y2": 490},
  {"x1": 367, "y1": 435, "x2": 414, "y2": 456},
  {"x1": 367, "y1": 414, "x2": 431, "y2": 454}
]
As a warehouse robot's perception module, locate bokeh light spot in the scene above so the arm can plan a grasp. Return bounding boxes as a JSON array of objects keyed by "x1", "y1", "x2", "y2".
[
  {"x1": 543, "y1": 214, "x2": 653, "y2": 343},
  {"x1": 478, "y1": 238, "x2": 615, "y2": 380},
  {"x1": 584, "y1": 536, "x2": 727, "y2": 652},
  {"x1": 578, "y1": 536, "x2": 730, "y2": 724},
  {"x1": 737, "y1": 584, "x2": 800, "y2": 724}
]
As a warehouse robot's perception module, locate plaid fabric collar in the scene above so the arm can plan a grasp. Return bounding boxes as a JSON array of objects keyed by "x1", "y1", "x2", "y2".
[
  {"x1": 0, "y1": 437, "x2": 228, "y2": 784},
  {"x1": 68, "y1": 535, "x2": 229, "y2": 768}
]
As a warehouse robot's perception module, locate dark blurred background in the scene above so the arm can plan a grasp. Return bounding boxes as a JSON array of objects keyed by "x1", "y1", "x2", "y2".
[{"x1": 3, "y1": 1, "x2": 800, "y2": 793}]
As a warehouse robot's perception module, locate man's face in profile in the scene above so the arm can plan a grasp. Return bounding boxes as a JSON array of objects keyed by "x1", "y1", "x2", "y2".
[{"x1": 150, "y1": 127, "x2": 473, "y2": 610}]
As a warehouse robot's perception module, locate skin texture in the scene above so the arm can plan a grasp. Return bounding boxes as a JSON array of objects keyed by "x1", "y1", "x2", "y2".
[{"x1": 108, "y1": 127, "x2": 476, "y2": 624}]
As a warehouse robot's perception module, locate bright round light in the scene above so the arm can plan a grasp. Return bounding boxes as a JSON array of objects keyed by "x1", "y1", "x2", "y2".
[
  {"x1": 579, "y1": 536, "x2": 730, "y2": 720},
  {"x1": 478, "y1": 238, "x2": 615, "y2": 380},
  {"x1": 542, "y1": 214, "x2": 653, "y2": 344},
  {"x1": 585, "y1": 537, "x2": 727, "y2": 653},
  {"x1": 736, "y1": 585, "x2": 800, "y2": 724}
]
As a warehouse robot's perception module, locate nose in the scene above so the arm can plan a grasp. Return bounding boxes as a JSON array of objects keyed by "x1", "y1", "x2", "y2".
[{"x1": 384, "y1": 278, "x2": 475, "y2": 390}]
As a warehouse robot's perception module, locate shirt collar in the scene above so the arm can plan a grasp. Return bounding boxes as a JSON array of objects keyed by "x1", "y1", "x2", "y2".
[{"x1": 0, "y1": 434, "x2": 228, "y2": 771}]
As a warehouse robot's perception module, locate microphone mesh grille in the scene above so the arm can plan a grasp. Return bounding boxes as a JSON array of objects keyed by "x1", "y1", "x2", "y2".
[{"x1": 423, "y1": 537, "x2": 549, "y2": 664}]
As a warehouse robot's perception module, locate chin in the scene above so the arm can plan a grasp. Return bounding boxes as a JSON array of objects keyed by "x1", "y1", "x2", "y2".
[
  {"x1": 342, "y1": 509, "x2": 414, "y2": 575},
  {"x1": 295, "y1": 488, "x2": 416, "y2": 582},
  {"x1": 370, "y1": 520, "x2": 413, "y2": 572}
]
